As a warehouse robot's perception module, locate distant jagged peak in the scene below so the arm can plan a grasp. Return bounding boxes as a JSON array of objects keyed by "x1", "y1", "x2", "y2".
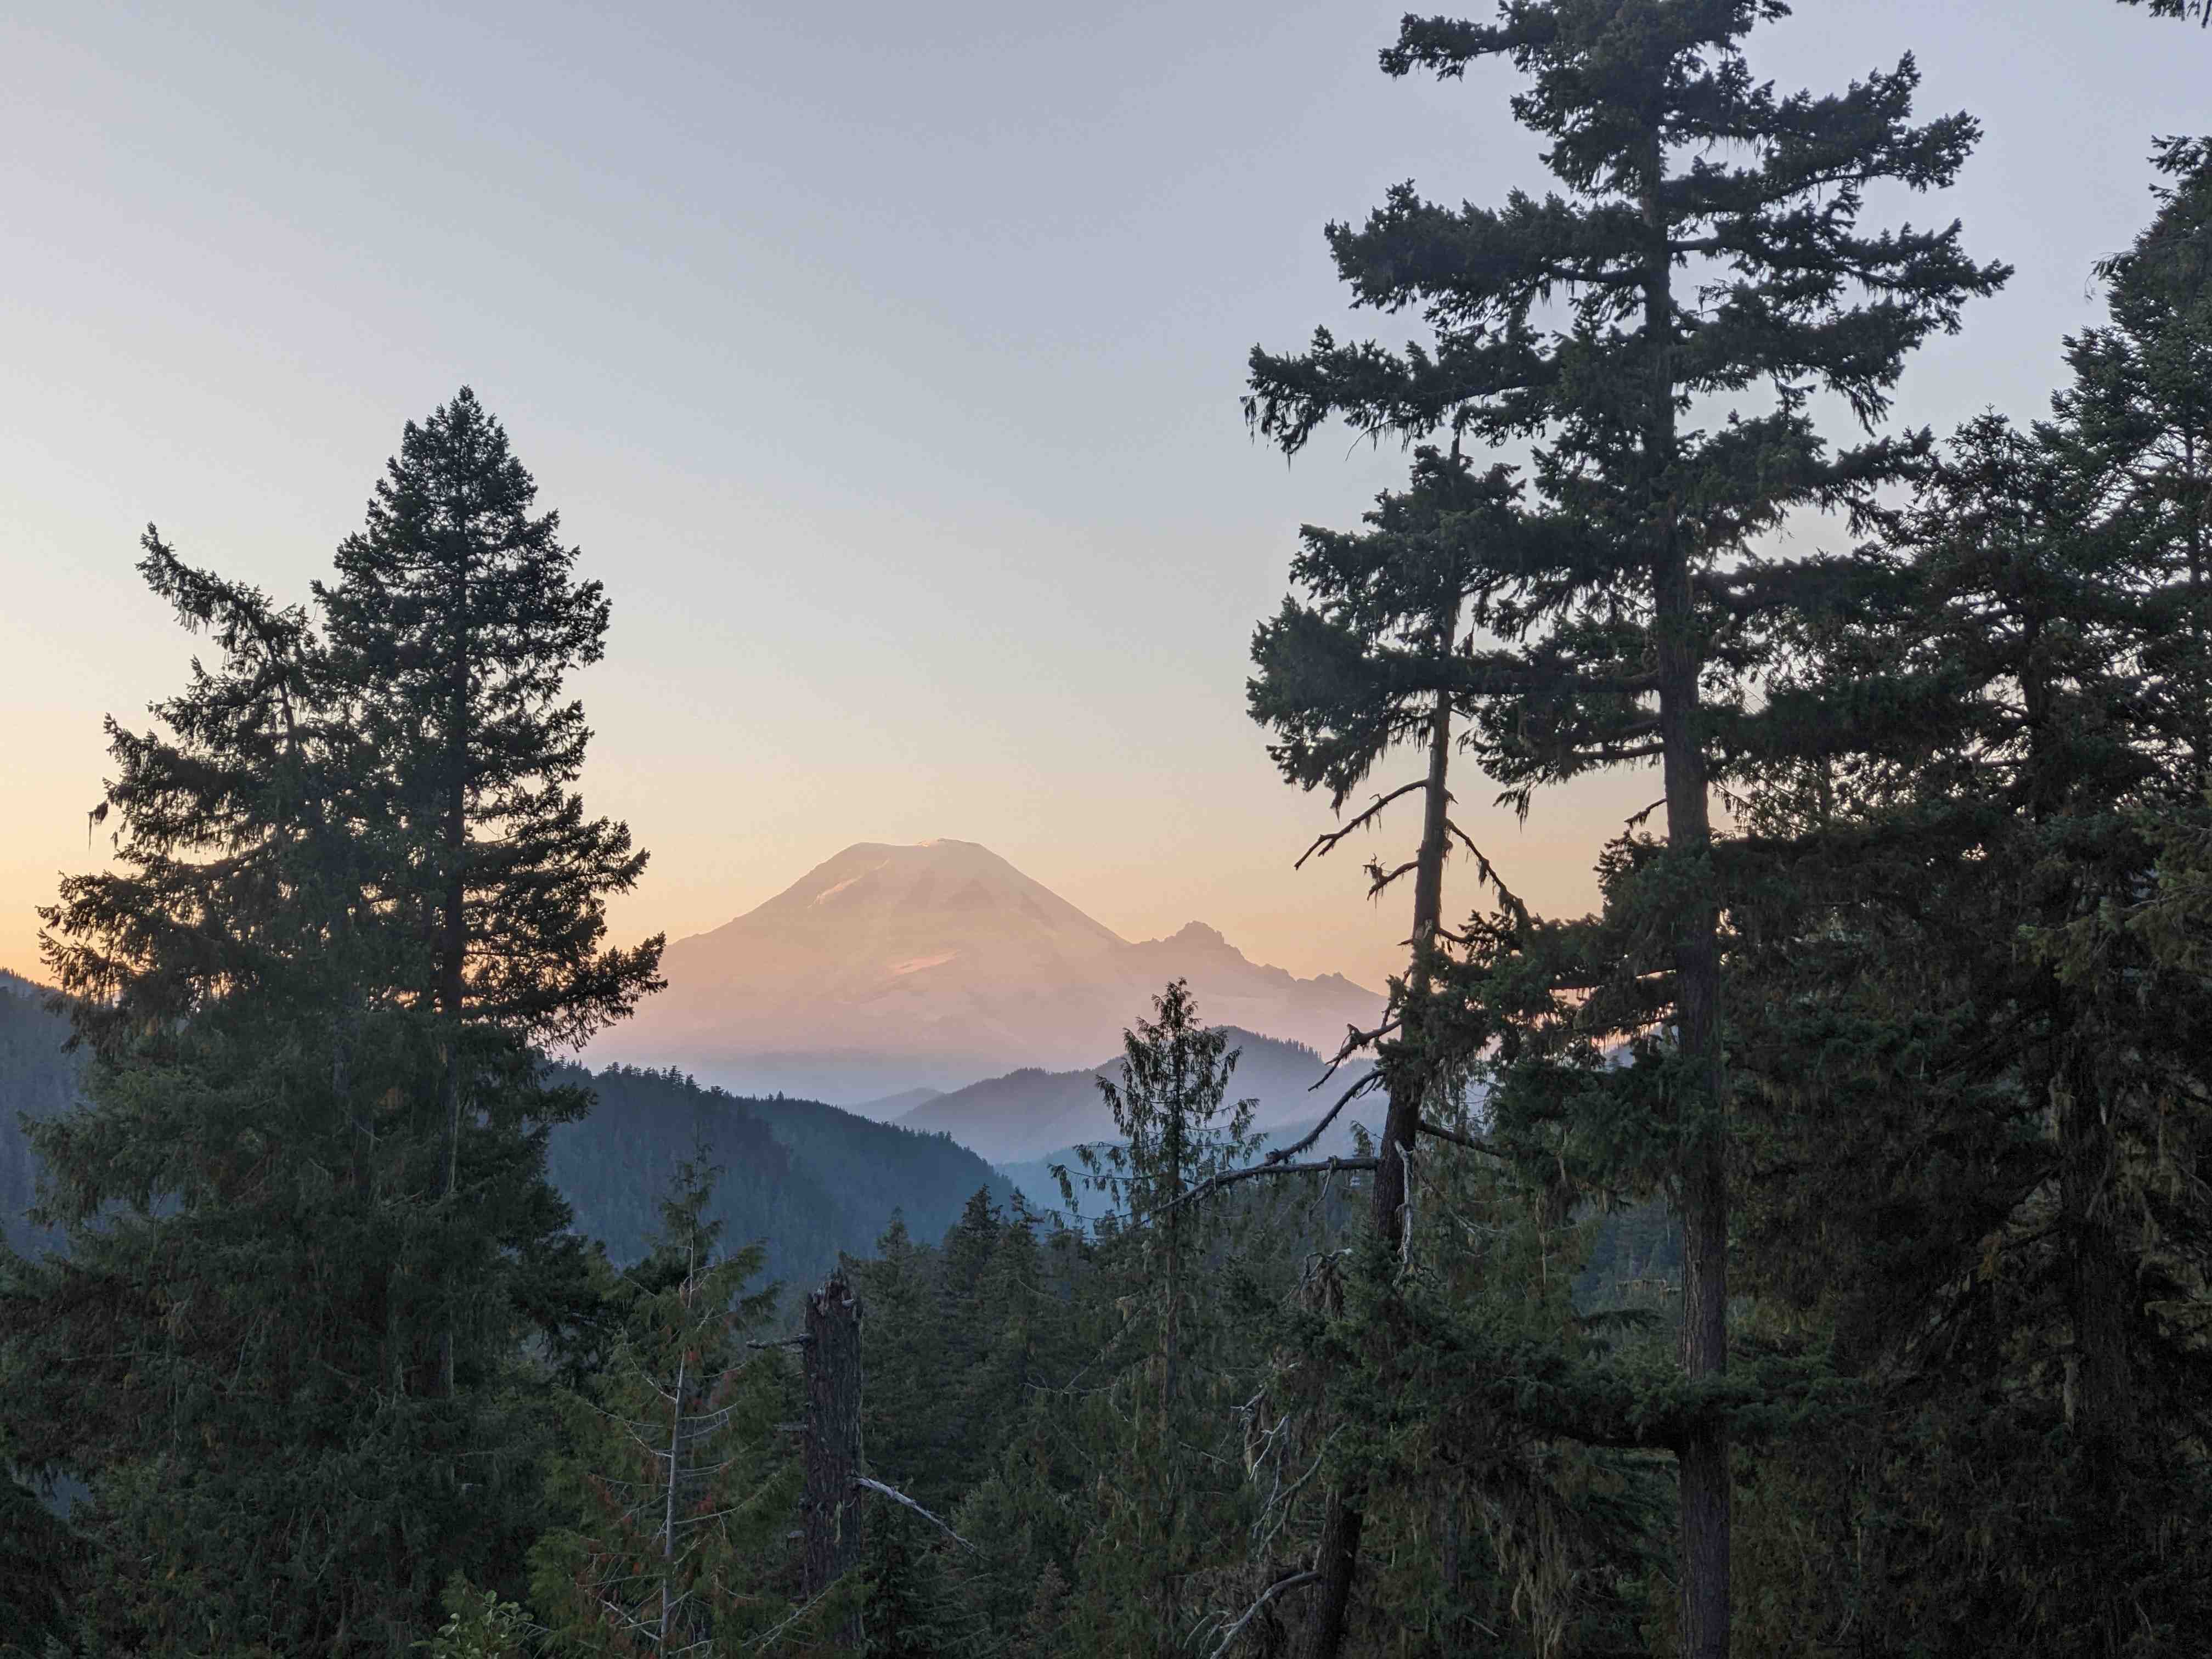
[{"x1": 1128, "y1": 919, "x2": 1242, "y2": 957}]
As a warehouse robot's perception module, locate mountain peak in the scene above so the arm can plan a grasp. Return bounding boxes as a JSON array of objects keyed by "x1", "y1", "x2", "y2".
[{"x1": 611, "y1": 840, "x2": 1385, "y2": 1093}]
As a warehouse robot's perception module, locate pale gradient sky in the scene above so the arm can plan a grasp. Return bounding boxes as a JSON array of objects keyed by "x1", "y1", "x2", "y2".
[{"x1": 3, "y1": 1, "x2": 2205, "y2": 1001}]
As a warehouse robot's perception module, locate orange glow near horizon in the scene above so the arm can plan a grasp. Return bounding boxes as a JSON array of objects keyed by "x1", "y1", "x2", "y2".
[{"x1": 3, "y1": 0, "x2": 2192, "y2": 1025}]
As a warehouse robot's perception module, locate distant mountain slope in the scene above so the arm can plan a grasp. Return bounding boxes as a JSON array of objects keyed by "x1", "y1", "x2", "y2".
[
  {"x1": 898, "y1": 1024, "x2": 1374, "y2": 1164},
  {"x1": 998, "y1": 1097, "x2": 1385, "y2": 1224},
  {"x1": 0, "y1": 986, "x2": 1012, "y2": 1291},
  {"x1": 604, "y1": 840, "x2": 1383, "y2": 1099},
  {"x1": 0, "y1": 973, "x2": 80, "y2": 1257},
  {"x1": 543, "y1": 1064, "x2": 1022, "y2": 1289},
  {"x1": 847, "y1": 1085, "x2": 945, "y2": 1121}
]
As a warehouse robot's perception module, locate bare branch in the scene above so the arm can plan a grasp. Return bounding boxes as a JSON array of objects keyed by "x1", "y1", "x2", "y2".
[
  {"x1": 1266, "y1": 1071, "x2": 1383, "y2": 1165},
  {"x1": 1155, "y1": 1156, "x2": 1378, "y2": 1221},
  {"x1": 1295, "y1": 780, "x2": 1429, "y2": 871},
  {"x1": 742, "y1": 1585, "x2": 835, "y2": 1651},
  {"x1": 854, "y1": 1476, "x2": 976, "y2": 1551},
  {"x1": 1441, "y1": 820, "x2": 1529, "y2": 924},
  {"x1": 1418, "y1": 1118, "x2": 1504, "y2": 1156},
  {"x1": 1205, "y1": 1571, "x2": 1322, "y2": 1659},
  {"x1": 1315, "y1": 1015, "x2": 1400, "y2": 1087},
  {"x1": 1364, "y1": 857, "x2": 1419, "y2": 900}
]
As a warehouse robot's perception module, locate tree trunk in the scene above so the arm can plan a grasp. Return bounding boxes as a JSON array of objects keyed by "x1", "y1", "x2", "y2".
[
  {"x1": 1638, "y1": 122, "x2": 1729, "y2": 1659},
  {"x1": 661, "y1": 1346, "x2": 687, "y2": 1649},
  {"x1": 803, "y1": 1273, "x2": 866, "y2": 1650},
  {"x1": 1658, "y1": 538, "x2": 1728, "y2": 1659},
  {"x1": 2057, "y1": 995, "x2": 2134, "y2": 1655},
  {"x1": 438, "y1": 583, "x2": 469, "y2": 1399},
  {"x1": 1297, "y1": 661, "x2": 1456, "y2": 1659}
]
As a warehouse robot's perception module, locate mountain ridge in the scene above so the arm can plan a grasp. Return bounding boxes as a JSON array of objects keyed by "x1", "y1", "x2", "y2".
[{"x1": 895, "y1": 1023, "x2": 1374, "y2": 1164}]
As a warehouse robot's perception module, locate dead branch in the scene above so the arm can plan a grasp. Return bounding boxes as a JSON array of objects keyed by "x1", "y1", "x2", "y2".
[
  {"x1": 1295, "y1": 780, "x2": 1429, "y2": 871},
  {"x1": 1154, "y1": 1156, "x2": 1378, "y2": 1221},
  {"x1": 854, "y1": 1476, "x2": 976, "y2": 1551},
  {"x1": 741, "y1": 1585, "x2": 834, "y2": 1651},
  {"x1": 1265, "y1": 1072, "x2": 1383, "y2": 1165},
  {"x1": 1442, "y1": 820, "x2": 1530, "y2": 924},
  {"x1": 1418, "y1": 1118, "x2": 1505, "y2": 1156},
  {"x1": 1205, "y1": 1571, "x2": 1322, "y2": 1659},
  {"x1": 1364, "y1": 857, "x2": 1419, "y2": 900},
  {"x1": 1314, "y1": 1015, "x2": 1400, "y2": 1088}
]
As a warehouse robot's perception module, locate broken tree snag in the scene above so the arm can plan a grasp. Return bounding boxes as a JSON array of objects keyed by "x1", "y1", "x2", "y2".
[{"x1": 802, "y1": 1272, "x2": 866, "y2": 1644}]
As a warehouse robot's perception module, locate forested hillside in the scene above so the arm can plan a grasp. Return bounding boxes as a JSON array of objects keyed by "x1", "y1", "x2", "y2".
[
  {"x1": 545, "y1": 1062, "x2": 1013, "y2": 1288},
  {"x1": 0, "y1": 1026, "x2": 1011, "y2": 1296},
  {"x1": 0, "y1": 973, "x2": 79, "y2": 1257}
]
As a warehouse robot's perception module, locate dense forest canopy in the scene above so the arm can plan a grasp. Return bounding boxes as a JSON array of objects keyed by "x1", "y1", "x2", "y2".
[{"x1": 3, "y1": 5, "x2": 2210, "y2": 1658}]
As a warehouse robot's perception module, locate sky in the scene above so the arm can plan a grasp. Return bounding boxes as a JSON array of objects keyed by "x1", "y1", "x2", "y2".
[{"x1": 3, "y1": 0, "x2": 2207, "y2": 1000}]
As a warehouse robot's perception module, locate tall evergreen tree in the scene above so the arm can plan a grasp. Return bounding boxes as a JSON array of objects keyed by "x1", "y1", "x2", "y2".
[
  {"x1": 315, "y1": 386, "x2": 663, "y2": 1390},
  {"x1": 5, "y1": 392, "x2": 662, "y2": 1654},
  {"x1": 1721, "y1": 161, "x2": 2212, "y2": 1646},
  {"x1": 2059, "y1": 137, "x2": 2212, "y2": 793},
  {"x1": 1246, "y1": 8, "x2": 2006, "y2": 1652},
  {"x1": 1247, "y1": 447, "x2": 1542, "y2": 1659}
]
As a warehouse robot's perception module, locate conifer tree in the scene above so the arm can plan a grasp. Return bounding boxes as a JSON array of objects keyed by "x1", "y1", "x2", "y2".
[
  {"x1": 1053, "y1": 982, "x2": 1272, "y2": 1654},
  {"x1": 2058, "y1": 137, "x2": 2212, "y2": 792},
  {"x1": 1246, "y1": 8, "x2": 2006, "y2": 1653},
  {"x1": 5, "y1": 392, "x2": 661, "y2": 1654},
  {"x1": 315, "y1": 386, "x2": 663, "y2": 1391},
  {"x1": 1722, "y1": 194, "x2": 2212, "y2": 1646},
  {"x1": 532, "y1": 1144, "x2": 794, "y2": 1655},
  {"x1": 859, "y1": 1506, "x2": 963, "y2": 1659},
  {"x1": 1246, "y1": 449, "x2": 1537, "y2": 1657}
]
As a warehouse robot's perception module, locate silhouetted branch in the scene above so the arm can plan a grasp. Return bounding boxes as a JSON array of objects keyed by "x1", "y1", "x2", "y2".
[
  {"x1": 1364, "y1": 857, "x2": 1419, "y2": 899},
  {"x1": 1160, "y1": 1156, "x2": 1378, "y2": 1218},
  {"x1": 1266, "y1": 1071, "x2": 1383, "y2": 1164},
  {"x1": 1315, "y1": 1016, "x2": 1400, "y2": 1088},
  {"x1": 1442, "y1": 819, "x2": 1528, "y2": 924},
  {"x1": 1296, "y1": 780, "x2": 1429, "y2": 871}
]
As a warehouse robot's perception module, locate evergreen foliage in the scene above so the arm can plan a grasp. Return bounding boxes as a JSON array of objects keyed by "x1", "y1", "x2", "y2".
[
  {"x1": 1, "y1": 392, "x2": 656, "y2": 1655},
  {"x1": 531, "y1": 1144, "x2": 796, "y2": 1654},
  {"x1": 1051, "y1": 981, "x2": 1271, "y2": 1655},
  {"x1": 1713, "y1": 146, "x2": 2212, "y2": 1651},
  {"x1": 1247, "y1": 6, "x2": 2008, "y2": 1652}
]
